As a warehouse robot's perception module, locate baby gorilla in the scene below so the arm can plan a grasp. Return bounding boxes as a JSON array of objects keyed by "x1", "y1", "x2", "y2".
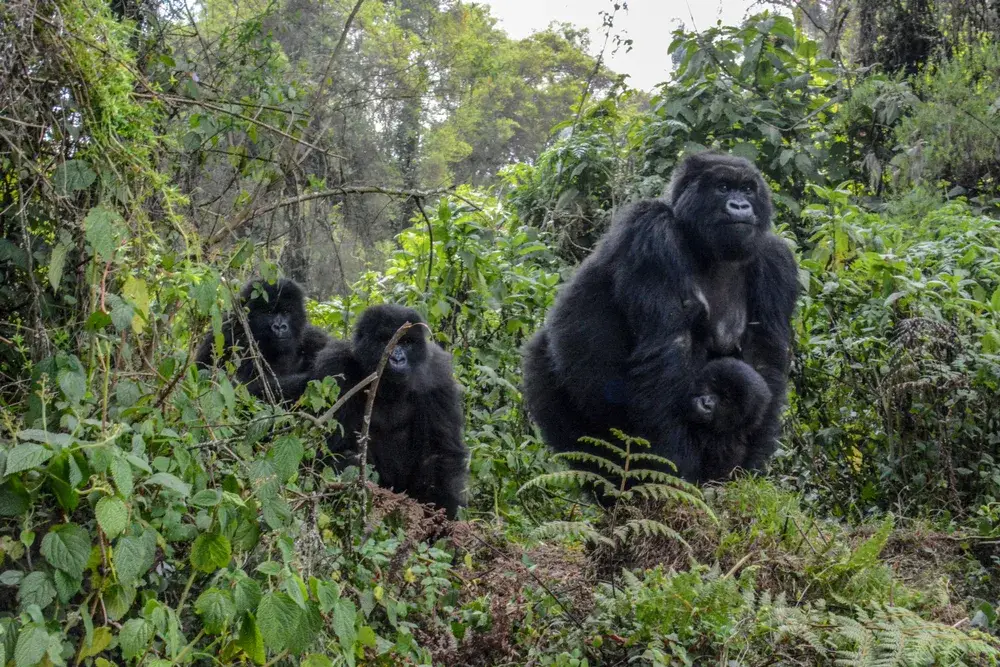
[
  {"x1": 301, "y1": 305, "x2": 469, "y2": 518},
  {"x1": 687, "y1": 358, "x2": 773, "y2": 482},
  {"x1": 194, "y1": 277, "x2": 330, "y2": 401}
]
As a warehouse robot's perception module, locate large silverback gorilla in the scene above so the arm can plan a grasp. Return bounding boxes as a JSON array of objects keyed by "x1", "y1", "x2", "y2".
[{"x1": 522, "y1": 151, "x2": 798, "y2": 484}]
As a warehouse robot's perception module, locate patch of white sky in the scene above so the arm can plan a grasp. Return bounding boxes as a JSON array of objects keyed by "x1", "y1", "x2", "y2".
[{"x1": 479, "y1": 0, "x2": 778, "y2": 91}]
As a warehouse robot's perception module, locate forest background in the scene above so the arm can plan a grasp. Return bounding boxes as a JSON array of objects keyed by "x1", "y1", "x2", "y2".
[{"x1": 4, "y1": 0, "x2": 1000, "y2": 664}]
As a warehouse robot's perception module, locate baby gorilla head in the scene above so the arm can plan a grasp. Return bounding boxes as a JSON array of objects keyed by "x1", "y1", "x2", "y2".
[
  {"x1": 352, "y1": 304, "x2": 429, "y2": 384},
  {"x1": 688, "y1": 358, "x2": 772, "y2": 434},
  {"x1": 240, "y1": 278, "x2": 307, "y2": 357}
]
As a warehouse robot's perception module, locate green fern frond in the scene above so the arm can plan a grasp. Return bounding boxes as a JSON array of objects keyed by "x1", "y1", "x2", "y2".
[
  {"x1": 612, "y1": 519, "x2": 690, "y2": 551},
  {"x1": 516, "y1": 470, "x2": 618, "y2": 496},
  {"x1": 552, "y1": 451, "x2": 626, "y2": 478},
  {"x1": 624, "y1": 452, "x2": 678, "y2": 469},
  {"x1": 630, "y1": 483, "x2": 718, "y2": 521},
  {"x1": 575, "y1": 435, "x2": 628, "y2": 459},
  {"x1": 531, "y1": 520, "x2": 615, "y2": 546}
]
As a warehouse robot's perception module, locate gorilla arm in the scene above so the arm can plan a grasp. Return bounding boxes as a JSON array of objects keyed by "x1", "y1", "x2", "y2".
[
  {"x1": 741, "y1": 234, "x2": 798, "y2": 469},
  {"x1": 610, "y1": 201, "x2": 706, "y2": 478},
  {"x1": 414, "y1": 354, "x2": 469, "y2": 519}
]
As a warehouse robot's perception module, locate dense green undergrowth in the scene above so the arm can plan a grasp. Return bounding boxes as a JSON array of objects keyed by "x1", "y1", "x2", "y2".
[{"x1": 4, "y1": 1, "x2": 1000, "y2": 666}]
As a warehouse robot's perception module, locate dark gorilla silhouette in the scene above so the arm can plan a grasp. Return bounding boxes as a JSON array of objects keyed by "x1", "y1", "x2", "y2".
[
  {"x1": 194, "y1": 278, "x2": 330, "y2": 401},
  {"x1": 687, "y1": 357, "x2": 773, "y2": 482},
  {"x1": 280, "y1": 305, "x2": 469, "y2": 518},
  {"x1": 522, "y1": 151, "x2": 797, "y2": 484}
]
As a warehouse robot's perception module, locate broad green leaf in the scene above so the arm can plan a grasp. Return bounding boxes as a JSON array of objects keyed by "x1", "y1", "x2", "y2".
[
  {"x1": 110, "y1": 456, "x2": 134, "y2": 498},
  {"x1": 256, "y1": 592, "x2": 300, "y2": 652},
  {"x1": 96, "y1": 497, "x2": 128, "y2": 538},
  {"x1": 17, "y1": 572, "x2": 56, "y2": 611},
  {"x1": 301, "y1": 655, "x2": 334, "y2": 667},
  {"x1": 234, "y1": 576, "x2": 262, "y2": 616},
  {"x1": 40, "y1": 523, "x2": 90, "y2": 577},
  {"x1": 14, "y1": 624, "x2": 49, "y2": 667},
  {"x1": 4, "y1": 444, "x2": 53, "y2": 476},
  {"x1": 236, "y1": 614, "x2": 266, "y2": 665},
  {"x1": 190, "y1": 532, "x2": 231, "y2": 573},
  {"x1": 52, "y1": 159, "x2": 96, "y2": 195},
  {"x1": 48, "y1": 243, "x2": 68, "y2": 291},
  {"x1": 271, "y1": 435, "x2": 304, "y2": 482},
  {"x1": 54, "y1": 569, "x2": 82, "y2": 603},
  {"x1": 83, "y1": 206, "x2": 123, "y2": 262},
  {"x1": 57, "y1": 364, "x2": 86, "y2": 403},
  {"x1": 78, "y1": 626, "x2": 113, "y2": 660},
  {"x1": 195, "y1": 588, "x2": 236, "y2": 634},
  {"x1": 145, "y1": 472, "x2": 192, "y2": 498},
  {"x1": 119, "y1": 618, "x2": 154, "y2": 660},
  {"x1": 190, "y1": 489, "x2": 221, "y2": 507},
  {"x1": 332, "y1": 597, "x2": 358, "y2": 653},
  {"x1": 114, "y1": 531, "x2": 156, "y2": 586},
  {"x1": 103, "y1": 582, "x2": 136, "y2": 620}
]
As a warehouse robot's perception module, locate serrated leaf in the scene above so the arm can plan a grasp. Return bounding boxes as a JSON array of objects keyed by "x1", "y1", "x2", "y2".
[
  {"x1": 234, "y1": 576, "x2": 262, "y2": 616},
  {"x1": 271, "y1": 436, "x2": 304, "y2": 482},
  {"x1": 52, "y1": 159, "x2": 96, "y2": 195},
  {"x1": 190, "y1": 533, "x2": 231, "y2": 573},
  {"x1": 40, "y1": 523, "x2": 90, "y2": 577},
  {"x1": 195, "y1": 588, "x2": 236, "y2": 634},
  {"x1": 4, "y1": 444, "x2": 53, "y2": 476},
  {"x1": 48, "y1": 243, "x2": 68, "y2": 292},
  {"x1": 96, "y1": 497, "x2": 128, "y2": 538},
  {"x1": 57, "y1": 365, "x2": 86, "y2": 403},
  {"x1": 114, "y1": 531, "x2": 156, "y2": 586},
  {"x1": 119, "y1": 618, "x2": 154, "y2": 659},
  {"x1": 332, "y1": 597, "x2": 357, "y2": 652},
  {"x1": 146, "y1": 472, "x2": 191, "y2": 498},
  {"x1": 123, "y1": 275, "x2": 150, "y2": 334},
  {"x1": 54, "y1": 568, "x2": 82, "y2": 603},
  {"x1": 103, "y1": 582, "x2": 136, "y2": 620},
  {"x1": 17, "y1": 571, "x2": 56, "y2": 610},
  {"x1": 257, "y1": 592, "x2": 301, "y2": 652},
  {"x1": 78, "y1": 626, "x2": 113, "y2": 660},
  {"x1": 191, "y1": 489, "x2": 221, "y2": 507},
  {"x1": 14, "y1": 624, "x2": 49, "y2": 667},
  {"x1": 236, "y1": 614, "x2": 266, "y2": 665},
  {"x1": 110, "y1": 456, "x2": 134, "y2": 498},
  {"x1": 83, "y1": 206, "x2": 123, "y2": 262}
]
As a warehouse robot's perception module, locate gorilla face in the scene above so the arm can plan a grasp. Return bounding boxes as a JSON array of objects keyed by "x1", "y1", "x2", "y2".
[
  {"x1": 668, "y1": 152, "x2": 774, "y2": 262},
  {"x1": 352, "y1": 305, "x2": 429, "y2": 385},
  {"x1": 241, "y1": 279, "x2": 308, "y2": 355}
]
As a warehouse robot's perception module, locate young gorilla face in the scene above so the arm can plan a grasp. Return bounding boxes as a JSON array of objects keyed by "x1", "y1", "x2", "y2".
[
  {"x1": 688, "y1": 358, "x2": 772, "y2": 434},
  {"x1": 241, "y1": 278, "x2": 308, "y2": 356},
  {"x1": 668, "y1": 152, "x2": 774, "y2": 262},
  {"x1": 352, "y1": 305, "x2": 429, "y2": 383}
]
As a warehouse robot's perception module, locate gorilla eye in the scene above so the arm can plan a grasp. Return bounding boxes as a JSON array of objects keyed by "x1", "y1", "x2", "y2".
[
  {"x1": 740, "y1": 183, "x2": 755, "y2": 194},
  {"x1": 718, "y1": 182, "x2": 730, "y2": 193}
]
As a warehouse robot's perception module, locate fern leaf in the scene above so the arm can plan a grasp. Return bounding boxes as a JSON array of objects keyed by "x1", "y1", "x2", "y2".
[
  {"x1": 552, "y1": 451, "x2": 626, "y2": 478},
  {"x1": 516, "y1": 470, "x2": 619, "y2": 496},
  {"x1": 531, "y1": 520, "x2": 615, "y2": 546}
]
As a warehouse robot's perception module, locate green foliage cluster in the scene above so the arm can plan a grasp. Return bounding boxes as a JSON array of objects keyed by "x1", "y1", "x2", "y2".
[{"x1": 5, "y1": 0, "x2": 1000, "y2": 665}]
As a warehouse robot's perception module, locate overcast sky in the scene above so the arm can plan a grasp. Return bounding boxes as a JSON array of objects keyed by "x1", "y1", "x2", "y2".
[{"x1": 480, "y1": 0, "x2": 766, "y2": 90}]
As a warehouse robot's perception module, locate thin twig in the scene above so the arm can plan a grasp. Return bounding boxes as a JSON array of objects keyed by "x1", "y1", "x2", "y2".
[{"x1": 207, "y1": 185, "x2": 452, "y2": 246}]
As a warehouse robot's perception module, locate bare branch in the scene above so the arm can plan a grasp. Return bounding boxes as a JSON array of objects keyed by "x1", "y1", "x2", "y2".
[{"x1": 206, "y1": 185, "x2": 452, "y2": 246}]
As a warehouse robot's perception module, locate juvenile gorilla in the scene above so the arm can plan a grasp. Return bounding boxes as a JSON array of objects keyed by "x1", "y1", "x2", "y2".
[
  {"x1": 284, "y1": 305, "x2": 469, "y2": 518},
  {"x1": 194, "y1": 278, "x2": 330, "y2": 401},
  {"x1": 688, "y1": 358, "x2": 773, "y2": 482},
  {"x1": 522, "y1": 151, "x2": 797, "y2": 484}
]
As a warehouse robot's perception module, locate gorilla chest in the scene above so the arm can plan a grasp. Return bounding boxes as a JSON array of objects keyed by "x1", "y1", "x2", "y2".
[{"x1": 692, "y1": 264, "x2": 748, "y2": 356}]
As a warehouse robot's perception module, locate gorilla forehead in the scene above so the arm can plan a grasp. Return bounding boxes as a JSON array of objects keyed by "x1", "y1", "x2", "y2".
[
  {"x1": 666, "y1": 151, "x2": 763, "y2": 203},
  {"x1": 240, "y1": 277, "x2": 305, "y2": 313},
  {"x1": 354, "y1": 304, "x2": 427, "y2": 342}
]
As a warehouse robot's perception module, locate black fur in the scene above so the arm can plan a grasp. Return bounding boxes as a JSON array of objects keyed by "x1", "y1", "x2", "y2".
[
  {"x1": 194, "y1": 278, "x2": 331, "y2": 401},
  {"x1": 522, "y1": 151, "x2": 797, "y2": 484},
  {"x1": 688, "y1": 358, "x2": 772, "y2": 481},
  {"x1": 284, "y1": 305, "x2": 469, "y2": 518}
]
